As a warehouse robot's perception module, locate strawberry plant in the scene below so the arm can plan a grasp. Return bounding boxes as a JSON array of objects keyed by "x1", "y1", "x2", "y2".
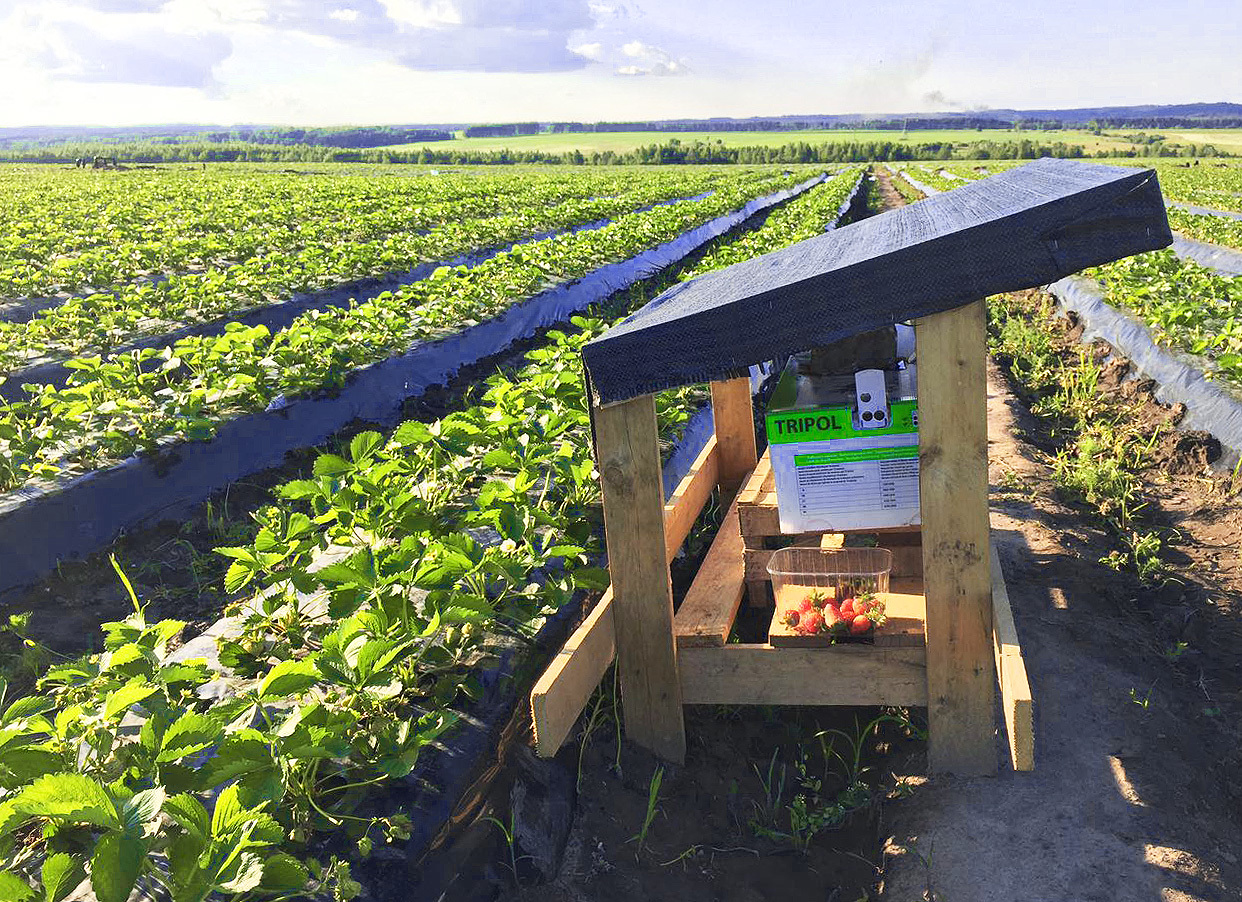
[
  {"x1": 0, "y1": 168, "x2": 808, "y2": 491},
  {"x1": 0, "y1": 164, "x2": 864, "y2": 899}
]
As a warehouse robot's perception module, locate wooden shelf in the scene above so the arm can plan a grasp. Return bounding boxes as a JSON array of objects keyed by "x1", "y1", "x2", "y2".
[
  {"x1": 768, "y1": 578, "x2": 928, "y2": 648},
  {"x1": 679, "y1": 644, "x2": 927, "y2": 707}
]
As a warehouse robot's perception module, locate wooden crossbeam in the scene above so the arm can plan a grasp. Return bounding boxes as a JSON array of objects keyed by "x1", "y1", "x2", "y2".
[{"x1": 679, "y1": 645, "x2": 927, "y2": 706}]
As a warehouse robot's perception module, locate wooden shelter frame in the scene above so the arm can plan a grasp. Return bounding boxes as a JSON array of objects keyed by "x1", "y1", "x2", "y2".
[{"x1": 531, "y1": 298, "x2": 1033, "y2": 774}]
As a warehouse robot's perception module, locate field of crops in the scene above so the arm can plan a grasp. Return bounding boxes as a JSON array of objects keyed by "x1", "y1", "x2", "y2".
[
  {"x1": 3, "y1": 152, "x2": 1242, "y2": 900},
  {"x1": 0, "y1": 162, "x2": 870, "y2": 900}
]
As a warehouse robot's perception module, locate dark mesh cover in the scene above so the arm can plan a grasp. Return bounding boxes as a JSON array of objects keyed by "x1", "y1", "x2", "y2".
[{"x1": 583, "y1": 158, "x2": 1172, "y2": 404}]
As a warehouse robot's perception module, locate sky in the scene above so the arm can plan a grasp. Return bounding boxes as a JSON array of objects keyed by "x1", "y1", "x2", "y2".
[{"x1": 0, "y1": 0, "x2": 1238, "y2": 127}]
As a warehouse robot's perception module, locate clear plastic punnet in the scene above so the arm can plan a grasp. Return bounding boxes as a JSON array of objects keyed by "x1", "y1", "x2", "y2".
[{"x1": 766, "y1": 547, "x2": 892, "y2": 606}]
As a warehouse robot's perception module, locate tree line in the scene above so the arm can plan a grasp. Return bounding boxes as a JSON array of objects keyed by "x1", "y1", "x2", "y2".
[{"x1": 0, "y1": 137, "x2": 1229, "y2": 166}]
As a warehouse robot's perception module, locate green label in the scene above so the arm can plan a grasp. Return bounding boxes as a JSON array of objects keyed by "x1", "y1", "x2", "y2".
[
  {"x1": 767, "y1": 399, "x2": 918, "y2": 444},
  {"x1": 794, "y1": 445, "x2": 918, "y2": 466}
]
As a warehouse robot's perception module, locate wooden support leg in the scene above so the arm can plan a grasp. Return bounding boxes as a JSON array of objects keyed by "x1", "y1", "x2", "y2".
[
  {"x1": 594, "y1": 394, "x2": 686, "y2": 763},
  {"x1": 710, "y1": 377, "x2": 758, "y2": 503},
  {"x1": 915, "y1": 299, "x2": 997, "y2": 776}
]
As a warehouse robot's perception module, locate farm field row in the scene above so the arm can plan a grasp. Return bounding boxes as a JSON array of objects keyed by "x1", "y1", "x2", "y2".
[
  {"x1": 0, "y1": 167, "x2": 867, "y2": 901},
  {"x1": 0, "y1": 167, "x2": 817, "y2": 491},
  {"x1": 0, "y1": 166, "x2": 756, "y2": 365},
  {"x1": 0, "y1": 165, "x2": 747, "y2": 295}
]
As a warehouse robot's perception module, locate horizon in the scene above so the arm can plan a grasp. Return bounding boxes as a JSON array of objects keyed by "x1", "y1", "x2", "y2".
[
  {"x1": 6, "y1": 100, "x2": 1242, "y2": 134},
  {"x1": 0, "y1": 0, "x2": 1239, "y2": 128}
]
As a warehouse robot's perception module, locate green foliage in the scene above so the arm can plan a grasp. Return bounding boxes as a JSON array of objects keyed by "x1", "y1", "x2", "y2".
[
  {"x1": 0, "y1": 163, "x2": 867, "y2": 899},
  {"x1": 0, "y1": 167, "x2": 802, "y2": 490}
]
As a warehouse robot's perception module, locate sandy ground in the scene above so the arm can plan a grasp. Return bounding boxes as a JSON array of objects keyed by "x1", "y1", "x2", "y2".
[{"x1": 878, "y1": 364, "x2": 1242, "y2": 902}]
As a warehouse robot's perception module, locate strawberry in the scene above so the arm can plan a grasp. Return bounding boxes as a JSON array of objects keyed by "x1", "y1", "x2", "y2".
[
  {"x1": 838, "y1": 598, "x2": 855, "y2": 618},
  {"x1": 781, "y1": 609, "x2": 801, "y2": 628},
  {"x1": 797, "y1": 597, "x2": 816, "y2": 616},
  {"x1": 822, "y1": 605, "x2": 843, "y2": 631},
  {"x1": 850, "y1": 613, "x2": 872, "y2": 636},
  {"x1": 806, "y1": 589, "x2": 829, "y2": 610},
  {"x1": 799, "y1": 610, "x2": 825, "y2": 635}
]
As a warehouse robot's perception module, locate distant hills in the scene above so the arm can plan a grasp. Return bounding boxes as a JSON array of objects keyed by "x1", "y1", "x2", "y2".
[{"x1": 2, "y1": 103, "x2": 1240, "y2": 150}]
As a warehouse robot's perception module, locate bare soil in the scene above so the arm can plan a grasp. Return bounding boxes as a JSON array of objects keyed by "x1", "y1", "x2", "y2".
[
  {"x1": 499, "y1": 705, "x2": 921, "y2": 902},
  {"x1": 880, "y1": 300, "x2": 1242, "y2": 901},
  {"x1": 871, "y1": 166, "x2": 908, "y2": 212}
]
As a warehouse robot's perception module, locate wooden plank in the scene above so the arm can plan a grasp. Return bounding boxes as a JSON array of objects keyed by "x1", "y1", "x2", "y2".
[
  {"x1": 1001, "y1": 655, "x2": 1034, "y2": 772},
  {"x1": 710, "y1": 377, "x2": 758, "y2": 500},
  {"x1": 663, "y1": 437, "x2": 719, "y2": 561},
  {"x1": 991, "y1": 542, "x2": 1034, "y2": 771},
  {"x1": 916, "y1": 299, "x2": 997, "y2": 776},
  {"x1": 673, "y1": 494, "x2": 747, "y2": 648},
  {"x1": 531, "y1": 438, "x2": 727, "y2": 757},
  {"x1": 737, "y1": 448, "x2": 770, "y2": 507},
  {"x1": 594, "y1": 394, "x2": 685, "y2": 762},
  {"x1": 530, "y1": 588, "x2": 616, "y2": 757},
  {"x1": 768, "y1": 581, "x2": 927, "y2": 648},
  {"x1": 679, "y1": 644, "x2": 927, "y2": 706},
  {"x1": 744, "y1": 580, "x2": 770, "y2": 607},
  {"x1": 737, "y1": 452, "x2": 780, "y2": 537},
  {"x1": 990, "y1": 542, "x2": 1021, "y2": 659}
]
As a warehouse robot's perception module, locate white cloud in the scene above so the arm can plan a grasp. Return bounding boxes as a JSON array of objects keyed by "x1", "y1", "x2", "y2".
[
  {"x1": 571, "y1": 41, "x2": 604, "y2": 61},
  {"x1": 0, "y1": 3, "x2": 232, "y2": 88},
  {"x1": 615, "y1": 39, "x2": 688, "y2": 76}
]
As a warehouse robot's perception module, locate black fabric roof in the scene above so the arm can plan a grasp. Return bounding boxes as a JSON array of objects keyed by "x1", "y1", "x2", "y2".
[{"x1": 583, "y1": 158, "x2": 1171, "y2": 404}]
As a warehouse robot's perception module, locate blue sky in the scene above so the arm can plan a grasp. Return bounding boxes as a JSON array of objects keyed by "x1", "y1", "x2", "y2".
[{"x1": 0, "y1": 0, "x2": 1237, "y2": 126}]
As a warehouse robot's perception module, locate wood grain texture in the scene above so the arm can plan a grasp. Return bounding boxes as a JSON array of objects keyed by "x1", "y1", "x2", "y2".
[
  {"x1": 916, "y1": 299, "x2": 997, "y2": 776},
  {"x1": 663, "y1": 437, "x2": 719, "y2": 562},
  {"x1": 679, "y1": 644, "x2": 927, "y2": 706},
  {"x1": 991, "y1": 542, "x2": 1034, "y2": 771},
  {"x1": 531, "y1": 434, "x2": 721, "y2": 756},
  {"x1": 594, "y1": 394, "x2": 685, "y2": 763},
  {"x1": 673, "y1": 493, "x2": 746, "y2": 648},
  {"x1": 710, "y1": 377, "x2": 758, "y2": 501},
  {"x1": 530, "y1": 588, "x2": 616, "y2": 757}
]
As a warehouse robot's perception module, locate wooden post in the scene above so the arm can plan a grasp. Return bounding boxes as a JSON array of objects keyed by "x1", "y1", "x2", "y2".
[
  {"x1": 710, "y1": 377, "x2": 758, "y2": 502},
  {"x1": 593, "y1": 394, "x2": 686, "y2": 763},
  {"x1": 915, "y1": 299, "x2": 996, "y2": 776}
]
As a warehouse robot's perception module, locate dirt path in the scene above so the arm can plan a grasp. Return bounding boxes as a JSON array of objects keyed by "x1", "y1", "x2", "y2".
[
  {"x1": 871, "y1": 165, "x2": 907, "y2": 211},
  {"x1": 879, "y1": 359, "x2": 1242, "y2": 901}
]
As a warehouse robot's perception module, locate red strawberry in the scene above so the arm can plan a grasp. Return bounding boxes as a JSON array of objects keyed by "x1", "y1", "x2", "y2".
[
  {"x1": 781, "y1": 609, "x2": 801, "y2": 628},
  {"x1": 797, "y1": 597, "x2": 815, "y2": 616},
  {"x1": 850, "y1": 613, "x2": 872, "y2": 635},
  {"x1": 799, "y1": 610, "x2": 825, "y2": 635},
  {"x1": 838, "y1": 598, "x2": 855, "y2": 618},
  {"x1": 822, "y1": 605, "x2": 843, "y2": 631}
]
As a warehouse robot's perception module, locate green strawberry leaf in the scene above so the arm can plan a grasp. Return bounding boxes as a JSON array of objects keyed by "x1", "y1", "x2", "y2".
[
  {"x1": 90, "y1": 832, "x2": 145, "y2": 902},
  {"x1": 41, "y1": 853, "x2": 85, "y2": 902},
  {"x1": 155, "y1": 713, "x2": 222, "y2": 763},
  {"x1": 259, "y1": 659, "x2": 319, "y2": 700},
  {"x1": 12, "y1": 774, "x2": 120, "y2": 830}
]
